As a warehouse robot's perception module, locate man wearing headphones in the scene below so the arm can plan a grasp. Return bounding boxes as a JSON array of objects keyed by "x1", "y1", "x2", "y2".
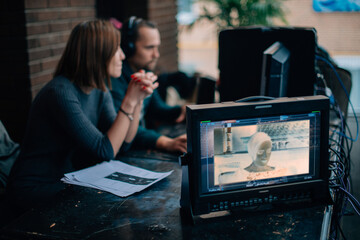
[{"x1": 110, "y1": 17, "x2": 187, "y2": 153}]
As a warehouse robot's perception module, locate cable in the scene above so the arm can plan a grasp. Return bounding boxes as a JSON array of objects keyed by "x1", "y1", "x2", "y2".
[
  {"x1": 326, "y1": 114, "x2": 356, "y2": 239},
  {"x1": 315, "y1": 54, "x2": 359, "y2": 142},
  {"x1": 340, "y1": 187, "x2": 360, "y2": 216}
]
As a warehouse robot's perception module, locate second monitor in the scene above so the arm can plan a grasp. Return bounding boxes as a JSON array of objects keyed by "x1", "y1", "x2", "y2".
[
  {"x1": 260, "y1": 41, "x2": 290, "y2": 98},
  {"x1": 218, "y1": 27, "x2": 317, "y2": 101}
]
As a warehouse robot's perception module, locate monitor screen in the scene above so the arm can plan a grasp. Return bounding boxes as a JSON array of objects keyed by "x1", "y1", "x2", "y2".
[{"x1": 199, "y1": 112, "x2": 319, "y2": 195}]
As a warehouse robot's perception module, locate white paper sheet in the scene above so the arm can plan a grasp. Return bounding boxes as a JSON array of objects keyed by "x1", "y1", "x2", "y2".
[{"x1": 61, "y1": 160, "x2": 173, "y2": 197}]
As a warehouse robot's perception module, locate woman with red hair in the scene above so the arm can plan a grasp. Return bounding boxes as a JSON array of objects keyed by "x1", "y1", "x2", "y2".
[{"x1": 6, "y1": 20, "x2": 158, "y2": 212}]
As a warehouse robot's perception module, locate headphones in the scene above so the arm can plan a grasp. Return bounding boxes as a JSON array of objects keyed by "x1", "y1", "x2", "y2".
[{"x1": 122, "y1": 16, "x2": 142, "y2": 58}]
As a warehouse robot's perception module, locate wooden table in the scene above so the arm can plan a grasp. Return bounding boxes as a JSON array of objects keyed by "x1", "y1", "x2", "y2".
[{"x1": 0, "y1": 150, "x2": 328, "y2": 240}]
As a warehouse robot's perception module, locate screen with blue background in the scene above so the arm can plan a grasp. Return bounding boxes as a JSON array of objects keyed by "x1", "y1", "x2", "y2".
[{"x1": 313, "y1": 0, "x2": 360, "y2": 12}]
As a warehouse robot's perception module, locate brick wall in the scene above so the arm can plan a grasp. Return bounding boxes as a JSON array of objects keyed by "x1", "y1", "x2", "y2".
[
  {"x1": 25, "y1": 0, "x2": 96, "y2": 97},
  {"x1": 0, "y1": 0, "x2": 96, "y2": 142},
  {"x1": 148, "y1": 0, "x2": 178, "y2": 73}
]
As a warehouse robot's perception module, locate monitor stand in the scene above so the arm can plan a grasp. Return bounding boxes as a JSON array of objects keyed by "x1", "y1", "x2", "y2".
[{"x1": 179, "y1": 153, "x2": 194, "y2": 225}]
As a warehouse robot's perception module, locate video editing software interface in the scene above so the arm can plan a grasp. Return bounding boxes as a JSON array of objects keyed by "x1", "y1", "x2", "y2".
[{"x1": 199, "y1": 111, "x2": 321, "y2": 195}]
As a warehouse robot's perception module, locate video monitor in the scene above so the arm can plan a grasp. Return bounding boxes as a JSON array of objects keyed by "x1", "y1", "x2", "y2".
[
  {"x1": 182, "y1": 96, "x2": 331, "y2": 217},
  {"x1": 260, "y1": 41, "x2": 290, "y2": 98},
  {"x1": 218, "y1": 27, "x2": 317, "y2": 102}
]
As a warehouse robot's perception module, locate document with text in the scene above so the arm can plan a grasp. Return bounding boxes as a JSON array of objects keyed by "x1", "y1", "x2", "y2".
[{"x1": 61, "y1": 160, "x2": 173, "y2": 197}]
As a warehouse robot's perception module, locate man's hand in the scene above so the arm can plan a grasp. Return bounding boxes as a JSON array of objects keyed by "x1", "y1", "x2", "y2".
[{"x1": 156, "y1": 134, "x2": 187, "y2": 153}]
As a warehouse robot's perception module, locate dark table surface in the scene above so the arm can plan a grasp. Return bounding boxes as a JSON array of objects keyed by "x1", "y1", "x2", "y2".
[{"x1": 0, "y1": 149, "x2": 328, "y2": 240}]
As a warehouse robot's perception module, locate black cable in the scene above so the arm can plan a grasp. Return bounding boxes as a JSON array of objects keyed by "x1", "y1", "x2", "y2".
[
  {"x1": 328, "y1": 164, "x2": 345, "y2": 183},
  {"x1": 336, "y1": 218, "x2": 348, "y2": 240},
  {"x1": 329, "y1": 139, "x2": 348, "y2": 162},
  {"x1": 327, "y1": 133, "x2": 355, "y2": 240},
  {"x1": 330, "y1": 144, "x2": 350, "y2": 179},
  {"x1": 340, "y1": 187, "x2": 360, "y2": 215},
  {"x1": 316, "y1": 55, "x2": 359, "y2": 142}
]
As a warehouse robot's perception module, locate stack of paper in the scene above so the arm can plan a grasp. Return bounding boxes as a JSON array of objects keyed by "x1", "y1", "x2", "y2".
[{"x1": 61, "y1": 160, "x2": 173, "y2": 197}]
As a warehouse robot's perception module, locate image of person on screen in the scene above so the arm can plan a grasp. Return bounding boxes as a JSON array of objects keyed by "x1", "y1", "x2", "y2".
[{"x1": 244, "y1": 132, "x2": 275, "y2": 172}]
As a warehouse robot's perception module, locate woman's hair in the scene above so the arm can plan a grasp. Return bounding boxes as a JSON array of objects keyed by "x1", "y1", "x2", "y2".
[
  {"x1": 54, "y1": 19, "x2": 120, "y2": 91},
  {"x1": 247, "y1": 132, "x2": 272, "y2": 160}
]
